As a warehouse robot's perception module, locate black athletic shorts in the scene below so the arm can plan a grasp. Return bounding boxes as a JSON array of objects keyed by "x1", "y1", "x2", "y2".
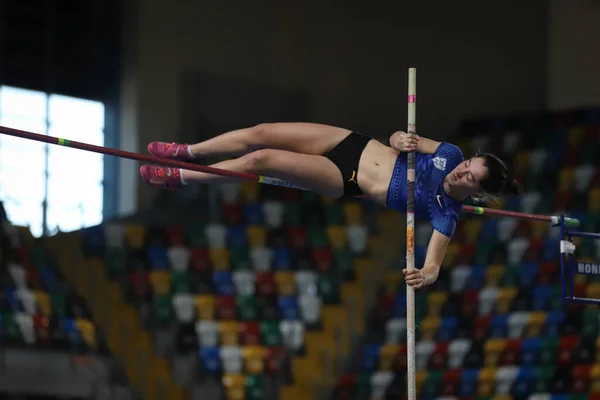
[{"x1": 324, "y1": 132, "x2": 372, "y2": 198}]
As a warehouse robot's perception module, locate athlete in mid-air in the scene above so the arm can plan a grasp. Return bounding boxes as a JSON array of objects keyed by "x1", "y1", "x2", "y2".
[{"x1": 139, "y1": 123, "x2": 520, "y2": 289}]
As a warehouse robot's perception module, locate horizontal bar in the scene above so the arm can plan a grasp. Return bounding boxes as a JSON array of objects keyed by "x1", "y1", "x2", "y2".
[
  {"x1": 565, "y1": 296, "x2": 600, "y2": 305},
  {"x1": 565, "y1": 230, "x2": 600, "y2": 240},
  {"x1": 462, "y1": 205, "x2": 579, "y2": 227}
]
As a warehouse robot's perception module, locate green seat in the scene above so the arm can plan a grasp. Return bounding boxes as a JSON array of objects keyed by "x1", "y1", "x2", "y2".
[
  {"x1": 581, "y1": 144, "x2": 597, "y2": 164},
  {"x1": 536, "y1": 337, "x2": 559, "y2": 365},
  {"x1": 51, "y1": 293, "x2": 67, "y2": 318},
  {"x1": 581, "y1": 309, "x2": 599, "y2": 339},
  {"x1": 318, "y1": 272, "x2": 340, "y2": 304},
  {"x1": 237, "y1": 295, "x2": 257, "y2": 321},
  {"x1": 245, "y1": 375, "x2": 264, "y2": 400},
  {"x1": 570, "y1": 394, "x2": 588, "y2": 400},
  {"x1": 525, "y1": 169, "x2": 543, "y2": 192},
  {"x1": 154, "y1": 294, "x2": 174, "y2": 325},
  {"x1": 353, "y1": 374, "x2": 371, "y2": 400},
  {"x1": 502, "y1": 266, "x2": 520, "y2": 287},
  {"x1": 415, "y1": 293, "x2": 428, "y2": 321},
  {"x1": 309, "y1": 226, "x2": 328, "y2": 248},
  {"x1": 537, "y1": 189, "x2": 556, "y2": 213},
  {"x1": 332, "y1": 248, "x2": 354, "y2": 280},
  {"x1": 582, "y1": 211, "x2": 600, "y2": 233},
  {"x1": 1, "y1": 311, "x2": 22, "y2": 344},
  {"x1": 324, "y1": 203, "x2": 344, "y2": 225},
  {"x1": 30, "y1": 242, "x2": 46, "y2": 269},
  {"x1": 186, "y1": 223, "x2": 207, "y2": 247},
  {"x1": 171, "y1": 271, "x2": 190, "y2": 293},
  {"x1": 284, "y1": 204, "x2": 303, "y2": 226},
  {"x1": 474, "y1": 241, "x2": 494, "y2": 265},
  {"x1": 422, "y1": 370, "x2": 442, "y2": 397},
  {"x1": 231, "y1": 248, "x2": 252, "y2": 271},
  {"x1": 578, "y1": 237, "x2": 596, "y2": 259},
  {"x1": 532, "y1": 365, "x2": 555, "y2": 393},
  {"x1": 301, "y1": 190, "x2": 320, "y2": 204},
  {"x1": 548, "y1": 286, "x2": 563, "y2": 311},
  {"x1": 260, "y1": 321, "x2": 282, "y2": 346},
  {"x1": 105, "y1": 248, "x2": 127, "y2": 279}
]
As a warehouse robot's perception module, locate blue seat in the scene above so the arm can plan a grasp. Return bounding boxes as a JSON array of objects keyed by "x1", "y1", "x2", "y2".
[
  {"x1": 244, "y1": 203, "x2": 263, "y2": 225},
  {"x1": 361, "y1": 344, "x2": 381, "y2": 373},
  {"x1": 544, "y1": 148, "x2": 564, "y2": 171},
  {"x1": 481, "y1": 219, "x2": 498, "y2": 241},
  {"x1": 436, "y1": 317, "x2": 458, "y2": 342},
  {"x1": 415, "y1": 246, "x2": 427, "y2": 268},
  {"x1": 550, "y1": 395, "x2": 569, "y2": 400},
  {"x1": 520, "y1": 338, "x2": 541, "y2": 365},
  {"x1": 278, "y1": 296, "x2": 299, "y2": 320},
  {"x1": 506, "y1": 195, "x2": 521, "y2": 212},
  {"x1": 520, "y1": 263, "x2": 540, "y2": 288},
  {"x1": 272, "y1": 247, "x2": 292, "y2": 271},
  {"x1": 212, "y1": 271, "x2": 235, "y2": 296},
  {"x1": 394, "y1": 294, "x2": 407, "y2": 318},
  {"x1": 81, "y1": 225, "x2": 105, "y2": 256},
  {"x1": 227, "y1": 226, "x2": 247, "y2": 249},
  {"x1": 459, "y1": 369, "x2": 479, "y2": 397},
  {"x1": 3, "y1": 289, "x2": 21, "y2": 312},
  {"x1": 543, "y1": 237, "x2": 557, "y2": 261},
  {"x1": 532, "y1": 286, "x2": 551, "y2": 311},
  {"x1": 490, "y1": 314, "x2": 509, "y2": 338},
  {"x1": 147, "y1": 246, "x2": 168, "y2": 270},
  {"x1": 62, "y1": 318, "x2": 81, "y2": 348},
  {"x1": 199, "y1": 347, "x2": 221, "y2": 374},
  {"x1": 39, "y1": 267, "x2": 58, "y2": 293},
  {"x1": 511, "y1": 366, "x2": 534, "y2": 398},
  {"x1": 543, "y1": 311, "x2": 565, "y2": 337},
  {"x1": 466, "y1": 265, "x2": 486, "y2": 289}
]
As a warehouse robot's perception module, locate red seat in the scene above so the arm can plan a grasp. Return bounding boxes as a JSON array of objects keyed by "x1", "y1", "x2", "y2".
[
  {"x1": 456, "y1": 244, "x2": 476, "y2": 265},
  {"x1": 255, "y1": 272, "x2": 277, "y2": 297},
  {"x1": 190, "y1": 248, "x2": 211, "y2": 272},
  {"x1": 239, "y1": 322, "x2": 260, "y2": 345},
  {"x1": 516, "y1": 220, "x2": 532, "y2": 237},
  {"x1": 537, "y1": 262, "x2": 558, "y2": 285},
  {"x1": 563, "y1": 147, "x2": 579, "y2": 166},
  {"x1": 281, "y1": 188, "x2": 300, "y2": 203},
  {"x1": 558, "y1": 335, "x2": 579, "y2": 366},
  {"x1": 287, "y1": 227, "x2": 308, "y2": 249},
  {"x1": 500, "y1": 339, "x2": 521, "y2": 366},
  {"x1": 33, "y1": 314, "x2": 51, "y2": 347},
  {"x1": 441, "y1": 369, "x2": 462, "y2": 396},
  {"x1": 392, "y1": 345, "x2": 407, "y2": 373},
  {"x1": 555, "y1": 190, "x2": 573, "y2": 211},
  {"x1": 312, "y1": 248, "x2": 332, "y2": 272},
  {"x1": 129, "y1": 271, "x2": 152, "y2": 300},
  {"x1": 524, "y1": 238, "x2": 543, "y2": 262},
  {"x1": 216, "y1": 296, "x2": 236, "y2": 320},
  {"x1": 460, "y1": 289, "x2": 479, "y2": 319},
  {"x1": 264, "y1": 346, "x2": 287, "y2": 375},
  {"x1": 165, "y1": 225, "x2": 187, "y2": 246},
  {"x1": 572, "y1": 365, "x2": 592, "y2": 393},
  {"x1": 429, "y1": 342, "x2": 449, "y2": 370},
  {"x1": 25, "y1": 267, "x2": 43, "y2": 290},
  {"x1": 474, "y1": 316, "x2": 491, "y2": 341},
  {"x1": 223, "y1": 203, "x2": 243, "y2": 226},
  {"x1": 336, "y1": 374, "x2": 357, "y2": 400}
]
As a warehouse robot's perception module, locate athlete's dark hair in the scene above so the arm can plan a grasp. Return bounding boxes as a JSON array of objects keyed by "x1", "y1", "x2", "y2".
[{"x1": 473, "y1": 150, "x2": 522, "y2": 203}]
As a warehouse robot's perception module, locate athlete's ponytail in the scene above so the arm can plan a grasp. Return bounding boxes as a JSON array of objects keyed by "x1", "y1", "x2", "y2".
[{"x1": 473, "y1": 151, "x2": 522, "y2": 204}]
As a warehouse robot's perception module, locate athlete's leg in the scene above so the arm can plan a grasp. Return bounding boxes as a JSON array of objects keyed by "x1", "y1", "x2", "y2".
[
  {"x1": 140, "y1": 148, "x2": 345, "y2": 198},
  {"x1": 147, "y1": 123, "x2": 352, "y2": 160}
]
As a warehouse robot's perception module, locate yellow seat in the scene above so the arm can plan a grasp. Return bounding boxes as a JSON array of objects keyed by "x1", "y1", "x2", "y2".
[
  {"x1": 76, "y1": 318, "x2": 97, "y2": 349},
  {"x1": 327, "y1": 226, "x2": 347, "y2": 249},
  {"x1": 222, "y1": 374, "x2": 246, "y2": 400},
  {"x1": 242, "y1": 345, "x2": 265, "y2": 374},
  {"x1": 342, "y1": 203, "x2": 363, "y2": 225},
  {"x1": 240, "y1": 181, "x2": 259, "y2": 202},
  {"x1": 275, "y1": 272, "x2": 296, "y2": 296},
  {"x1": 477, "y1": 367, "x2": 498, "y2": 397},
  {"x1": 514, "y1": 152, "x2": 531, "y2": 173},
  {"x1": 558, "y1": 167, "x2": 576, "y2": 191},
  {"x1": 34, "y1": 291, "x2": 51, "y2": 316},
  {"x1": 384, "y1": 271, "x2": 403, "y2": 295},
  {"x1": 124, "y1": 224, "x2": 145, "y2": 249},
  {"x1": 415, "y1": 370, "x2": 428, "y2": 395},
  {"x1": 496, "y1": 288, "x2": 517, "y2": 314},
  {"x1": 484, "y1": 339, "x2": 506, "y2": 367},
  {"x1": 194, "y1": 295, "x2": 215, "y2": 320},
  {"x1": 591, "y1": 363, "x2": 600, "y2": 378},
  {"x1": 246, "y1": 226, "x2": 266, "y2": 248},
  {"x1": 149, "y1": 271, "x2": 171, "y2": 295},
  {"x1": 485, "y1": 265, "x2": 504, "y2": 286},
  {"x1": 379, "y1": 344, "x2": 400, "y2": 371},
  {"x1": 219, "y1": 321, "x2": 239, "y2": 346},
  {"x1": 427, "y1": 292, "x2": 447, "y2": 316},
  {"x1": 526, "y1": 312, "x2": 547, "y2": 337},
  {"x1": 587, "y1": 283, "x2": 600, "y2": 300},
  {"x1": 589, "y1": 188, "x2": 600, "y2": 211},
  {"x1": 210, "y1": 249, "x2": 230, "y2": 271},
  {"x1": 531, "y1": 221, "x2": 549, "y2": 239},
  {"x1": 591, "y1": 363, "x2": 600, "y2": 392},
  {"x1": 463, "y1": 219, "x2": 483, "y2": 243},
  {"x1": 441, "y1": 243, "x2": 460, "y2": 268},
  {"x1": 420, "y1": 317, "x2": 441, "y2": 341},
  {"x1": 567, "y1": 126, "x2": 587, "y2": 148}
]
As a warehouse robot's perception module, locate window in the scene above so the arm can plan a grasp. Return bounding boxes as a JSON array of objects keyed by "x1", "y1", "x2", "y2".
[{"x1": 0, "y1": 86, "x2": 105, "y2": 237}]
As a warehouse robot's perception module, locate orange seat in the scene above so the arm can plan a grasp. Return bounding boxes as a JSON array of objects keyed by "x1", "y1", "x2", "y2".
[
  {"x1": 484, "y1": 339, "x2": 506, "y2": 367},
  {"x1": 242, "y1": 345, "x2": 265, "y2": 374},
  {"x1": 222, "y1": 374, "x2": 246, "y2": 400},
  {"x1": 342, "y1": 203, "x2": 363, "y2": 225},
  {"x1": 379, "y1": 344, "x2": 400, "y2": 371},
  {"x1": 194, "y1": 295, "x2": 216, "y2": 320},
  {"x1": 34, "y1": 291, "x2": 51, "y2": 316},
  {"x1": 275, "y1": 272, "x2": 296, "y2": 296},
  {"x1": 246, "y1": 226, "x2": 266, "y2": 248},
  {"x1": 76, "y1": 318, "x2": 97, "y2": 349},
  {"x1": 124, "y1": 224, "x2": 145, "y2": 249},
  {"x1": 149, "y1": 271, "x2": 171, "y2": 295},
  {"x1": 210, "y1": 249, "x2": 230, "y2": 271},
  {"x1": 327, "y1": 226, "x2": 347, "y2": 249},
  {"x1": 219, "y1": 321, "x2": 239, "y2": 346},
  {"x1": 485, "y1": 265, "x2": 504, "y2": 286}
]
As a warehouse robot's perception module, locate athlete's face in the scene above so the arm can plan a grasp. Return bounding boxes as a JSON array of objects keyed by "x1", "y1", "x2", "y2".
[{"x1": 447, "y1": 157, "x2": 488, "y2": 195}]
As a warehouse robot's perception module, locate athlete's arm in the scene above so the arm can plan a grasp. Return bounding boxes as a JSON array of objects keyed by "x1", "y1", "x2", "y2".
[
  {"x1": 403, "y1": 230, "x2": 450, "y2": 288},
  {"x1": 389, "y1": 131, "x2": 441, "y2": 155}
]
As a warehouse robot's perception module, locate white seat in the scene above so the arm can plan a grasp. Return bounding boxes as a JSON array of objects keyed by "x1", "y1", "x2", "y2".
[
  {"x1": 503, "y1": 132, "x2": 521, "y2": 155},
  {"x1": 508, "y1": 312, "x2": 530, "y2": 338},
  {"x1": 280, "y1": 320, "x2": 305, "y2": 352},
  {"x1": 262, "y1": 201, "x2": 284, "y2": 228},
  {"x1": 529, "y1": 149, "x2": 547, "y2": 172},
  {"x1": 104, "y1": 223, "x2": 125, "y2": 248},
  {"x1": 415, "y1": 340, "x2": 436, "y2": 370},
  {"x1": 416, "y1": 222, "x2": 433, "y2": 247},
  {"x1": 497, "y1": 218, "x2": 518, "y2": 243},
  {"x1": 299, "y1": 294, "x2": 321, "y2": 325},
  {"x1": 575, "y1": 165, "x2": 595, "y2": 192},
  {"x1": 520, "y1": 192, "x2": 541, "y2": 214},
  {"x1": 528, "y1": 394, "x2": 551, "y2": 400},
  {"x1": 450, "y1": 265, "x2": 471, "y2": 293},
  {"x1": 295, "y1": 271, "x2": 317, "y2": 296},
  {"x1": 172, "y1": 293, "x2": 195, "y2": 323},
  {"x1": 369, "y1": 371, "x2": 394, "y2": 400},
  {"x1": 195, "y1": 320, "x2": 218, "y2": 347},
  {"x1": 220, "y1": 345, "x2": 242, "y2": 374},
  {"x1": 495, "y1": 366, "x2": 520, "y2": 395},
  {"x1": 205, "y1": 224, "x2": 226, "y2": 249},
  {"x1": 9, "y1": 264, "x2": 27, "y2": 289},
  {"x1": 219, "y1": 183, "x2": 240, "y2": 203},
  {"x1": 385, "y1": 318, "x2": 406, "y2": 344},
  {"x1": 478, "y1": 287, "x2": 499, "y2": 316},
  {"x1": 448, "y1": 339, "x2": 472, "y2": 369},
  {"x1": 471, "y1": 135, "x2": 490, "y2": 154},
  {"x1": 17, "y1": 288, "x2": 37, "y2": 315},
  {"x1": 233, "y1": 270, "x2": 255, "y2": 296},
  {"x1": 15, "y1": 312, "x2": 35, "y2": 344},
  {"x1": 168, "y1": 246, "x2": 190, "y2": 272},
  {"x1": 507, "y1": 237, "x2": 529, "y2": 265},
  {"x1": 347, "y1": 225, "x2": 368, "y2": 253},
  {"x1": 250, "y1": 247, "x2": 272, "y2": 272}
]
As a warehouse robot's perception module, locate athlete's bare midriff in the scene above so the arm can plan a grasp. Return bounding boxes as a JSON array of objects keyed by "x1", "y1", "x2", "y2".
[{"x1": 356, "y1": 139, "x2": 400, "y2": 205}]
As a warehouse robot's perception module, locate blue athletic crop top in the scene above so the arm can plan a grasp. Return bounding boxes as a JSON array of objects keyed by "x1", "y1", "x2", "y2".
[{"x1": 386, "y1": 142, "x2": 464, "y2": 238}]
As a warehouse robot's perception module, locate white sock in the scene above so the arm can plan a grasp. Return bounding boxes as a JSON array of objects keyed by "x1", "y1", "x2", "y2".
[
  {"x1": 179, "y1": 169, "x2": 187, "y2": 185},
  {"x1": 186, "y1": 145, "x2": 195, "y2": 159}
]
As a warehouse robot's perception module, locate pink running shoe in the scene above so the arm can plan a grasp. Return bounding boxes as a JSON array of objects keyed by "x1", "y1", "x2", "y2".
[
  {"x1": 139, "y1": 165, "x2": 185, "y2": 190},
  {"x1": 147, "y1": 141, "x2": 195, "y2": 161}
]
